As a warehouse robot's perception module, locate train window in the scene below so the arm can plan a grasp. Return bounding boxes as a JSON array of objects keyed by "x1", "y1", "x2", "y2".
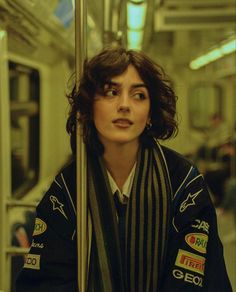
[
  {"x1": 9, "y1": 62, "x2": 40, "y2": 198},
  {"x1": 189, "y1": 83, "x2": 223, "y2": 129}
]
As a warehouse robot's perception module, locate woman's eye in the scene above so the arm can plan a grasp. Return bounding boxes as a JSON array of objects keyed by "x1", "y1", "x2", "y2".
[
  {"x1": 105, "y1": 89, "x2": 118, "y2": 97},
  {"x1": 133, "y1": 92, "x2": 146, "y2": 100}
]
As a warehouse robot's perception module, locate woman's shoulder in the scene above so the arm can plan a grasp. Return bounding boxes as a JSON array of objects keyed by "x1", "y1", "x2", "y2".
[
  {"x1": 160, "y1": 145, "x2": 215, "y2": 232},
  {"x1": 160, "y1": 145, "x2": 200, "y2": 194},
  {"x1": 161, "y1": 145, "x2": 195, "y2": 174},
  {"x1": 55, "y1": 158, "x2": 76, "y2": 193},
  {"x1": 35, "y1": 159, "x2": 77, "y2": 239}
]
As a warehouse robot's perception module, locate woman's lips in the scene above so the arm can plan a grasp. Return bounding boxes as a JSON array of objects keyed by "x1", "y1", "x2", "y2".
[{"x1": 112, "y1": 118, "x2": 133, "y2": 127}]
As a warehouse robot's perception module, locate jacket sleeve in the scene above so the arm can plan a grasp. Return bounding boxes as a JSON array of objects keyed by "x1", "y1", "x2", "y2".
[
  {"x1": 15, "y1": 177, "x2": 78, "y2": 292},
  {"x1": 161, "y1": 166, "x2": 232, "y2": 292}
]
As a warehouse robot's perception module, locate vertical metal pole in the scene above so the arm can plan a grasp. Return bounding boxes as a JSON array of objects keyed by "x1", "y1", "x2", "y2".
[
  {"x1": 0, "y1": 30, "x2": 11, "y2": 292},
  {"x1": 75, "y1": 1, "x2": 87, "y2": 291}
]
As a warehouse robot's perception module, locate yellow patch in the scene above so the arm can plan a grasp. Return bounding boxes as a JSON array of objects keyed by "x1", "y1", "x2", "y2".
[
  {"x1": 33, "y1": 218, "x2": 47, "y2": 236},
  {"x1": 185, "y1": 233, "x2": 208, "y2": 254},
  {"x1": 175, "y1": 249, "x2": 205, "y2": 275},
  {"x1": 24, "y1": 254, "x2": 40, "y2": 270}
]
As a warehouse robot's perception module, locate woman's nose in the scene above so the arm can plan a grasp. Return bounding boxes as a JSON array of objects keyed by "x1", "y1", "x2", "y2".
[{"x1": 117, "y1": 92, "x2": 130, "y2": 112}]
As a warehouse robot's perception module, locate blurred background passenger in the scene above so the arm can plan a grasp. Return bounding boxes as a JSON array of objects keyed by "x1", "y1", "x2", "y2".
[
  {"x1": 216, "y1": 127, "x2": 236, "y2": 223},
  {"x1": 194, "y1": 115, "x2": 234, "y2": 207},
  {"x1": 196, "y1": 113, "x2": 232, "y2": 162}
]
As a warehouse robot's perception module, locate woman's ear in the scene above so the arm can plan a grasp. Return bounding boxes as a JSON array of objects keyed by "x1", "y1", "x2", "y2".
[
  {"x1": 147, "y1": 112, "x2": 152, "y2": 124},
  {"x1": 146, "y1": 117, "x2": 152, "y2": 130}
]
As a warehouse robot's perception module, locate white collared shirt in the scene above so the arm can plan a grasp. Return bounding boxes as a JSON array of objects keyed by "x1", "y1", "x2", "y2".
[{"x1": 107, "y1": 163, "x2": 136, "y2": 203}]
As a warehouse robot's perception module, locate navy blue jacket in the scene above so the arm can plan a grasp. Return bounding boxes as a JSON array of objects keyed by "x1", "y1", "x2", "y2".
[{"x1": 16, "y1": 147, "x2": 232, "y2": 291}]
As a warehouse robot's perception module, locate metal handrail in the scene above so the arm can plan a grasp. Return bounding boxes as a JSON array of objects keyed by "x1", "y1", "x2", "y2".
[
  {"x1": 6, "y1": 200, "x2": 37, "y2": 208},
  {"x1": 75, "y1": 1, "x2": 88, "y2": 292},
  {"x1": 5, "y1": 247, "x2": 30, "y2": 256}
]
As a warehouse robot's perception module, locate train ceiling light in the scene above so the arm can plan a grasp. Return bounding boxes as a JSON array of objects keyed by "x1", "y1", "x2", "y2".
[
  {"x1": 190, "y1": 38, "x2": 236, "y2": 70},
  {"x1": 127, "y1": 1, "x2": 147, "y2": 30},
  {"x1": 127, "y1": 1, "x2": 147, "y2": 50},
  {"x1": 127, "y1": 30, "x2": 144, "y2": 49}
]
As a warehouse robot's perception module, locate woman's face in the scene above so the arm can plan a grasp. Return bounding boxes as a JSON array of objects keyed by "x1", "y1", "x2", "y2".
[{"x1": 93, "y1": 65, "x2": 151, "y2": 149}]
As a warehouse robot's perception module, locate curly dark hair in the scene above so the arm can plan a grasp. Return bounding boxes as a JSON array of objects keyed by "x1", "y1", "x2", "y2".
[{"x1": 66, "y1": 46, "x2": 178, "y2": 155}]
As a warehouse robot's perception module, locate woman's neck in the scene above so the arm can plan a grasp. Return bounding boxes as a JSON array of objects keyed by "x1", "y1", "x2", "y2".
[{"x1": 103, "y1": 142, "x2": 139, "y2": 190}]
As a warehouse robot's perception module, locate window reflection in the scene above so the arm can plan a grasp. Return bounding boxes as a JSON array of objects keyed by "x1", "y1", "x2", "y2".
[{"x1": 9, "y1": 62, "x2": 40, "y2": 198}]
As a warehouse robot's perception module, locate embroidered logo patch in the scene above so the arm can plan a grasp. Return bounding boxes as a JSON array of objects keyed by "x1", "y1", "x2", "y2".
[
  {"x1": 185, "y1": 233, "x2": 208, "y2": 254},
  {"x1": 33, "y1": 218, "x2": 47, "y2": 236},
  {"x1": 179, "y1": 189, "x2": 202, "y2": 212},
  {"x1": 24, "y1": 254, "x2": 40, "y2": 270},
  {"x1": 191, "y1": 219, "x2": 210, "y2": 234},
  {"x1": 175, "y1": 249, "x2": 205, "y2": 275},
  {"x1": 50, "y1": 195, "x2": 68, "y2": 220},
  {"x1": 173, "y1": 269, "x2": 203, "y2": 287},
  {"x1": 31, "y1": 239, "x2": 44, "y2": 249}
]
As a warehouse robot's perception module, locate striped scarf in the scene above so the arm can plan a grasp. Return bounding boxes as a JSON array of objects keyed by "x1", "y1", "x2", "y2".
[{"x1": 87, "y1": 139, "x2": 172, "y2": 292}]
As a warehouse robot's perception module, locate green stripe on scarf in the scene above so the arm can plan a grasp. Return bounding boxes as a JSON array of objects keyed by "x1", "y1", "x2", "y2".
[{"x1": 87, "y1": 139, "x2": 172, "y2": 292}]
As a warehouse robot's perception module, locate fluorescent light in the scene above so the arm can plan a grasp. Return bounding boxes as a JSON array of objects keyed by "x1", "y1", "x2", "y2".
[
  {"x1": 127, "y1": 2, "x2": 147, "y2": 30},
  {"x1": 221, "y1": 39, "x2": 236, "y2": 54},
  {"x1": 206, "y1": 48, "x2": 223, "y2": 62},
  {"x1": 190, "y1": 38, "x2": 236, "y2": 70},
  {"x1": 190, "y1": 56, "x2": 207, "y2": 70},
  {"x1": 127, "y1": 30, "x2": 143, "y2": 49}
]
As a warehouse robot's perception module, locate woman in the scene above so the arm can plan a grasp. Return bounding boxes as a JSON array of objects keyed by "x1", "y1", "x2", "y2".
[{"x1": 16, "y1": 47, "x2": 232, "y2": 291}]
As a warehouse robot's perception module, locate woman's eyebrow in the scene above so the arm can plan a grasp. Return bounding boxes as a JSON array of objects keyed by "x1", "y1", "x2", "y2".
[
  {"x1": 105, "y1": 81, "x2": 147, "y2": 89},
  {"x1": 131, "y1": 83, "x2": 147, "y2": 89},
  {"x1": 105, "y1": 81, "x2": 119, "y2": 87}
]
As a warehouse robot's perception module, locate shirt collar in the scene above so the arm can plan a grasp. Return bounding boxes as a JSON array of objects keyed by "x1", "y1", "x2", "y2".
[{"x1": 107, "y1": 163, "x2": 136, "y2": 201}]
